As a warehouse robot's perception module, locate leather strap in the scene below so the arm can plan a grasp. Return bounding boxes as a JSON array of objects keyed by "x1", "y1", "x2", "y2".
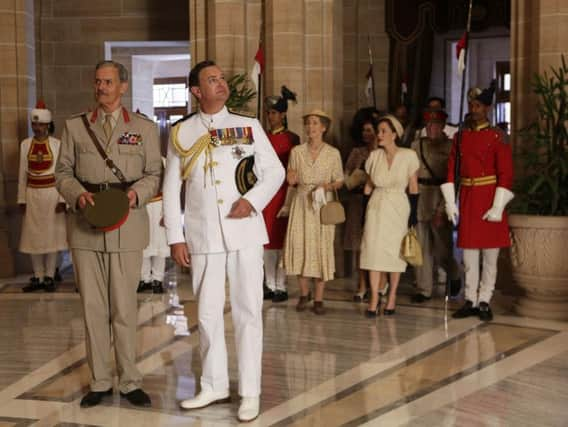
[
  {"x1": 419, "y1": 138, "x2": 442, "y2": 183},
  {"x1": 80, "y1": 114, "x2": 127, "y2": 184},
  {"x1": 79, "y1": 180, "x2": 135, "y2": 193}
]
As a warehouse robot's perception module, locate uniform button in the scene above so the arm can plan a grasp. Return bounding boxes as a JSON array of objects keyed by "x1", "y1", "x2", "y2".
[
  {"x1": 218, "y1": 199, "x2": 223, "y2": 204},
  {"x1": 215, "y1": 180, "x2": 221, "y2": 185}
]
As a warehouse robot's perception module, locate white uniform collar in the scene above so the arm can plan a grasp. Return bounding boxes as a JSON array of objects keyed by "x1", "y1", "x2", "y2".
[{"x1": 199, "y1": 106, "x2": 229, "y2": 130}]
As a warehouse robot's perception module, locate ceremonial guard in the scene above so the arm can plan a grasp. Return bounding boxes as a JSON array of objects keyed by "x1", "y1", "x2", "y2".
[
  {"x1": 163, "y1": 60, "x2": 284, "y2": 422},
  {"x1": 18, "y1": 101, "x2": 67, "y2": 292},
  {"x1": 410, "y1": 109, "x2": 460, "y2": 303},
  {"x1": 56, "y1": 60, "x2": 161, "y2": 407},
  {"x1": 138, "y1": 156, "x2": 169, "y2": 294},
  {"x1": 441, "y1": 83, "x2": 514, "y2": 321},
  {"x1": 262, "y1": 86, "x2": 300, "y2": 303}
]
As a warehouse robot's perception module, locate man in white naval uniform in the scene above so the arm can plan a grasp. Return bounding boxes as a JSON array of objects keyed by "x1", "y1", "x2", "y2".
[{"x1": 162, "y1": 60, "x2": 285, "y2": 422}]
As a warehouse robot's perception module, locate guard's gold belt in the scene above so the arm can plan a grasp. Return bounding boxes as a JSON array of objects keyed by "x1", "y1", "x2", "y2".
[{"x1": 460, "y1": 175, "x2": 497, "y2": 186}]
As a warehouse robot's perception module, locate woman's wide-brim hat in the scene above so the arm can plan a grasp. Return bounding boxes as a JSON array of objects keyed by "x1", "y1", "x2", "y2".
[
  {"x1": 83, "y1": 188, "x2": 130, "y2": 232},
  {"x1": 302, "y1": 109, "x2": 331, "y2": 121}
]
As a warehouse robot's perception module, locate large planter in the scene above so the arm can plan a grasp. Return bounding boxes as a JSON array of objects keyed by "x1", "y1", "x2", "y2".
[{"x1": 509, "y1": 214, "x2": 568, "y2": 320}]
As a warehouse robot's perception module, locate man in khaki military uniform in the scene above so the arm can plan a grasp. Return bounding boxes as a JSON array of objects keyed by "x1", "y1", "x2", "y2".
[
  {"x1": 410, "y1": 109, "x2": 460, "y2": 302},
  {"x1": 55, "y1": 60, "x2": 161, "y2": 408}
]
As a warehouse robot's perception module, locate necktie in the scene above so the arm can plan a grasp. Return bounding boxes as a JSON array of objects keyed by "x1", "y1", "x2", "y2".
[{"x1": 103, "y1": 114, "x2": 113, "y2": 141}]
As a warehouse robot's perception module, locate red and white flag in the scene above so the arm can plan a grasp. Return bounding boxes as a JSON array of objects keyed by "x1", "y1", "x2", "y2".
[
  {"x1": 456, "y1": 32, "x2": 467, "y2": 76},
  {"x1": 250, "y1": 45, "x2": 264, "y2": 91},
  {"x1": 401, "y1": 78, "x2": 408, "y2": 104}
]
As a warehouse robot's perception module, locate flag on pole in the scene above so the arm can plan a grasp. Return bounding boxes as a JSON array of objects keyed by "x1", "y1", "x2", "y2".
[
  {"x1": 364, "y1": 64, "x2": 373, "y2": 105},
  {"x1": 456, "y1": 32, "x2": 467, "y2": 76},
  {"x1": 250, "y1": 45, "x2": 264, "y2": 91}
]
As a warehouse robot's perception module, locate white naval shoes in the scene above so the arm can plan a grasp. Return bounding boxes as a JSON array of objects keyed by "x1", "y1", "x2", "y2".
[
  {"x1": 238, "y1": 397, "x2": 260, "y2": 422},
  {"x1": 179, "y1": 389, "x2": 230, "y2": 410}
]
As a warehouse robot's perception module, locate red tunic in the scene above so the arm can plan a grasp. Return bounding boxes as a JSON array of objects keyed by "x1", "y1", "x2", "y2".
[
  {"x1": 447, "y1": 123, "x2": 513, "y2": 248},
  {"x1": 263, "y1": 128, "x2": 299, "y2": 249}
]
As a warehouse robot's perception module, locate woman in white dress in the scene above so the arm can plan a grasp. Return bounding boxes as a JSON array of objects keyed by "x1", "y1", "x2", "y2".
[{"x1": 360, "y1": 115, "x2": 419, "y2": 317}]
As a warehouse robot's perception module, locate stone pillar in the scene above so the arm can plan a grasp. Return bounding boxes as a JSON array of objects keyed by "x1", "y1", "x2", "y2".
[
  {"x1": 510, "y1": 0, "x2": 568, "y2": 135},
  {"x1": 264, "y1": 0, "x2": 346, "y2": 145},
  {"x1": 0, "y1": 1, "x2": 36, "y2": 277},
  {"x1": 189, "y1": 0, "x2": 262, "y2": 112}
]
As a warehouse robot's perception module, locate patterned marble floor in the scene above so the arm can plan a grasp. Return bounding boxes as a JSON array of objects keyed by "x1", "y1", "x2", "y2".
[{"x1": 1, "y1": 265, "x2": 567, "y2": 426}]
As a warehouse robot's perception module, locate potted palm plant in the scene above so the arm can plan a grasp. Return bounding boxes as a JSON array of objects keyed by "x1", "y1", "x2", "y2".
[{"x1": 509, "y1": 55, "x2": 568, "y2": 320}]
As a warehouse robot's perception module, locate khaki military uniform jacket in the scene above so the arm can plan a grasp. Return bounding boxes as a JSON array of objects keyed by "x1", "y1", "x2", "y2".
[
  {"x1": 411, "y1": 135, "x2": 452, "y2": 222},
  {"x1": 55, "y1": 107, "x2": 162, "y2": 252}
]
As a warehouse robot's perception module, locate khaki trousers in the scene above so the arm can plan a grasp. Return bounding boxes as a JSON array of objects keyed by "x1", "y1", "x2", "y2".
[
  {"x1": 415, "y1": 220, "x2": 460, "y2": 297},
  {"x1": 73, "y1": 249, "x2": 142, "y2": 393}
]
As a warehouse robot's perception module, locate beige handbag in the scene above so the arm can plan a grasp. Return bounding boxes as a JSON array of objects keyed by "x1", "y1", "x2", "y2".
[
  {"x1": 320, "y1": 190, "x2": 345, "y2": 225},
  {"x1": 400, "y1": 226, "x2": 423, "y2": 266}
]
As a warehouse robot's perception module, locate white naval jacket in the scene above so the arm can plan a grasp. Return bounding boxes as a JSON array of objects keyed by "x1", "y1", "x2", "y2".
[{"x1": 162, "y1": 106, "x2": 285, "y2": 254}]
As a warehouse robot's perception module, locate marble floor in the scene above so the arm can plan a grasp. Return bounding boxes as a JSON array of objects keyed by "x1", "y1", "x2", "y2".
[{"x1": 1, "y1": 265, "x2": 568, "y2": 426}]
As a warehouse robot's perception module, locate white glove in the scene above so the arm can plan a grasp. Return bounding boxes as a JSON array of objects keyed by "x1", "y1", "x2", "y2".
[
  {"x1": 440, "y1": 182, "x2": 459, "y2": 226},
  {"x1": 312, "y1": 187, "x2": 327, "y2": 212},
  {"x1": 482, "y1": 187, "x2": 514, "y2": 222}
]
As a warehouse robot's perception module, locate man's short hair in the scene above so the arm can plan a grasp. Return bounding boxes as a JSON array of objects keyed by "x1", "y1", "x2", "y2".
[
  {"x1": 188, "y1": 60, "x2": 217, "y2": 88},
  {"x1": 426, "y1": 96, "x2": 446, "y2": 109},
  {"x1": 95, "y1": 60, "x2": 129, "y2": 82}
]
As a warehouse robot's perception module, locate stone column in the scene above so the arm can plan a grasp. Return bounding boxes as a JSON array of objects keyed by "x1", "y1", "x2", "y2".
[
  {"x1": 0, "y1": 0, "x2": 36, "y2": 277},
  {"x1": 189, "y1": 0, "x2": 262, "y2": 112},
  {"x1": 510, "y1": 0, "x2": 568, "y2": 135}
]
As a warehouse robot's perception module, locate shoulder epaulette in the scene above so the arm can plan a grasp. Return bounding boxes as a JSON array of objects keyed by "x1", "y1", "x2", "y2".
[
  {"x1": 70, "y1": 111, "x2": 88, "y2": 118},
  {"x1": 172, "y1": 112, "x2": 197, "y2": 127},
  {"x1": 229, "y1": 109, "x2": 256, "y2": 119},
  {"x1": 134, "y1": 111, "x2": 153, "y2": 122}
]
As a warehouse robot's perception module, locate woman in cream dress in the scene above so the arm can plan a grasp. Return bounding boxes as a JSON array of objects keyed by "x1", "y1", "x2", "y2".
[
  {"x1": 360, "y1": 115, "x2": 419, "y2": 317},
  {"x1": 283, "y1": 110, "x2": 343, "y2": 315}
]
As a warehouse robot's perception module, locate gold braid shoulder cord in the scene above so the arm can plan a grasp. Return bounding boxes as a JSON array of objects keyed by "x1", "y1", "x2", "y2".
[{"x1": 170, "y1": 123, "x2": 215, "y2": 184}]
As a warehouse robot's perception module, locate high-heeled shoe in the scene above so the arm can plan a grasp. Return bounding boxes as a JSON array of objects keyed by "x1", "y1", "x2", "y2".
[
  {"x1": 377, "y1": 282, "x2": 390, "y2": 307},
  {"x1": 365, "y1": 307, "x2": 379, "y2": 318},
  {"x1": 383, "y1": 308, "x2": 396, "y2": 316}
]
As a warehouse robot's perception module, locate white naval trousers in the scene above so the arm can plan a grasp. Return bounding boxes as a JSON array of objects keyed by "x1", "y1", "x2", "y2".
[
  {"x1": 191, "y1": 245, "x2": 264, "y2": 397},
  {"x1": 263, "y1": 249, "x2": 286, "y2": 291},
  {"x1": 30, "y1": 252, "x2": 57, "y2": 278},
  {"x1": 463, "y1": 248, "x2": 500, "y2": 306}
]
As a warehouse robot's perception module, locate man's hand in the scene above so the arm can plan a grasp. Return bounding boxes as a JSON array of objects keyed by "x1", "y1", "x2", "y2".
[
  {"x1": 55, "y1": 203, "x2": 67, "y2": 213},
  {"x1": 77, "y1": 192, "x2": 95, "y2": 210},
  {"x1": 127, "y1": 189, "x2": 138, "y2": 208},
  {"x1": 431, "y1": 211, "x2": 445, "y2": 228},
  {"x1": 171, "y1": 242, "x2": 190, "y2": 267},
  {"x1": 228, "y1": 198, "x2": 254, "y2": 218},
  {"x1": 159, "y1": 217, "x2": 165, "y2": 227}
]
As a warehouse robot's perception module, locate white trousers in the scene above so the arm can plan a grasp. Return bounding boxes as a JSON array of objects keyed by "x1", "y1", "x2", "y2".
[
  {"x1": 141, "y1": 256, "x2": 166, "y2": 282},
  {"x1": 263, "y1": 249, "x2": 286, "y2": 291},
  {"x1": 30, "y1": 252, "x2": 57, "y2": 278},
  {"x1": 463, "y1": 248, "x2": 500, "y2": 306},
  {"x1": 191, "y1": 245, "x2": 264, "y2": 397}
]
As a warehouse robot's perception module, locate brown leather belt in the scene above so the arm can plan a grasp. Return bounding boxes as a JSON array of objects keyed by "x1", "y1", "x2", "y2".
[
  {"x1": 418, "y1": 177, "x2": 444, "y2": 186},
  {"x1": 79, "y1": 181, "x2": 135, "y2": 193}
]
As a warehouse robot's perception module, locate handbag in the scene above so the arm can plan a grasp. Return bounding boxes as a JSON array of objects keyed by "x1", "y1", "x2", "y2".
[
  {"x1": 320, "y1": 189, "x2": 345, "y2": 225},
  {"x1": 400, "y1": 226, "x2": 423, "y2": 266}
]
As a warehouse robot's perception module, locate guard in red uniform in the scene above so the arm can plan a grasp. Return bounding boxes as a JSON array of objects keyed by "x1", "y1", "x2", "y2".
[
  {"x1": 262, "y1": 86, "x2": 300, "y2": 303},
  {"x1": 441, "y1": 82, "x2": 514, "y2": 321}
]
